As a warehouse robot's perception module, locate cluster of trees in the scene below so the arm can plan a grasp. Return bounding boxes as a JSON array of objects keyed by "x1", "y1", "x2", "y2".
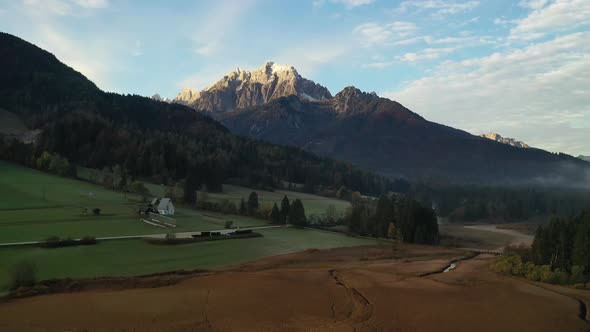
[
  {"x1": 346, "y1": 194, "x2": 439, "y2": 245},
  {"x1": 495, "y1": 210, "x2": 590, "y2": 285},
  {"x1": 410, "y1": 185, "x2": 590, "y2": 222}
]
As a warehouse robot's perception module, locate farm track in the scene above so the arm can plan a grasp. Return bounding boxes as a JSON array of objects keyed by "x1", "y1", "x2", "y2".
[{"x1": 318, "y1": 269, "x2": 374, "y2": 330}]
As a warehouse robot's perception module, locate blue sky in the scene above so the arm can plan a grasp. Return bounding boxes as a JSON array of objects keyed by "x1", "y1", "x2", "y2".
[{"x1": 0, "y1": 0, "x2": 589, "y2": 156}]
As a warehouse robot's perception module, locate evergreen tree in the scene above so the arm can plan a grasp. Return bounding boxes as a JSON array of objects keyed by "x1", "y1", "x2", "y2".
[
  {"x1": 288, "y1": 199, "x2": 307, "y2": 227},
  {"x1": 239, "y1": 198, "x2": 247, "y2": 215},
  {"x1": 280, "y1": 195, "x2": 290, "y2": 224},
  {"x1": 184, "y1": 173, "x2": 198, "y2": 206},
  {"x1": 271, "y1": 203, "x2": 281, "y2": 224},
  {"x1": 247, "y1": 191, "x2": 259, "y2": 215}
]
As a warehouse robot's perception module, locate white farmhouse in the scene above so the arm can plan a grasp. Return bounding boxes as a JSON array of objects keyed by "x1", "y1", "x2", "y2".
[{"x1": 150, "y1": 198, "x2": 175, "y2": 215}]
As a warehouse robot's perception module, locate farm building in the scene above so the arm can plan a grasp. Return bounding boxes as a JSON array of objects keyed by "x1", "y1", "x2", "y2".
[{"x1": 150, "y1": 198, "x2": 175, "y2": 215}]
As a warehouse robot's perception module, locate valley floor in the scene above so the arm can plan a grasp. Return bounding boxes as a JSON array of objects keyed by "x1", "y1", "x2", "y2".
[{"x1": 0, "y1": 245, "x2": 587, "y2": 332}]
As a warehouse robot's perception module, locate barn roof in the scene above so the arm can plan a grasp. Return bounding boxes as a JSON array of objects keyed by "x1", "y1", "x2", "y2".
[{"x1": 157, "y1": 198, "x2": 172, "y2": 210}]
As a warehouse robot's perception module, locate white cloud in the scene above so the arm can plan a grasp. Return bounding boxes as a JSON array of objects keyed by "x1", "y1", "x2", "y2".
[
  {"x1": 190, "y1": 0, "x2": 258, "y2": 57},
  {"x1": 314, "y1": 0, "x2": 375, "y2": 9},
  {"x1": 398, "y1": 47, "x2": 456, "y2": 61},
  {"x1": 73, "y1": 0, "x2": 108, "y2": 8},
  {"x1": 22, "y1": 0, "x2": 108, "y2": 16},
  {"x1": 353, "y1": 21, "x2": 417, "y2": 46},
  {"x1": 383, "y1": 32, "x2": 590, "y2": 155},
  {"x1": 519, "y1": 0, "x2": 549, "y2": 10},
  {"x1": 23, "y1": 0, "x2": 72, "y2": 16},
  {"x1": 130, "y1": 40, "x2": 142, "y2": 57},
  {"x1": 510, "y1": 0, "x2": 590, "y2": 40},
  {"x1": 34, "y1": 24, "x2": 113, "y2": 89},
  {"x1": 275, "y1": 39, "x2": 351, "y2": 76},
  {"x1": 332, "y1": 0, "x2": 375, "y2": 8},
  {"x1": 398, "y1": 0, "x2": 480, "y2": 16}
]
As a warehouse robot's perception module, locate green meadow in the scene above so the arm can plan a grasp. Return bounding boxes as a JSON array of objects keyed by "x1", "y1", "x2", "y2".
[
  {"x1": 203, "y1": 184, "x2": 350, "y2": 217},
  {"x1": 0, "y1": 162, "x2": 364, "y2": 292},
  {"x1": 0, "y1": 227, "x2": 375, "y2": 292},
  {"x1": 0, "y1": 162, "x2": 267, "y2": 243}
]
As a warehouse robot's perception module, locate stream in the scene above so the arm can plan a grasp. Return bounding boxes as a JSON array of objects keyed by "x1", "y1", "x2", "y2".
[{"x1": 443, "y1": 263, "x2": 457, "y2": 273}]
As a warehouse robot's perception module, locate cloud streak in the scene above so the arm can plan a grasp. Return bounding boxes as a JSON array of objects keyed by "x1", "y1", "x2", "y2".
[{"x1": 383, "y1": 32, "x2": 590, "y2": 155}]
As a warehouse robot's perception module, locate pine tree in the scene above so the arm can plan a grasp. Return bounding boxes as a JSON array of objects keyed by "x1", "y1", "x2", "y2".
[
  {"x1": 247, "y1": 192, "x2": 259, "y2": 215},
  {"x1": 239, "y1": 198, "x2": 247, "y2": 215},
  {"x1": 288, "y1": 199, "x2": 307, "y2": 227},
  {"x1": 280, "y1": 195, "x2": 290, "y2": 224},
  {"x1": 184, "y1": 173, "x2": 197, "y2": 206},
  {"x1": 271, "y1": 203, "x2": 281, "y2": 224}
]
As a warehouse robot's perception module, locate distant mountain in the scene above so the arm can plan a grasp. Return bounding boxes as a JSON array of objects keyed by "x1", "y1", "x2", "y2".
[
  {"x1": 173, "y1": 88, "x2": 200, "y2": 105},
  {"x1": 0, "y1": 32, "x2": 391, "y2": 194},
  {"x1": 580, "y1": 156, "x2": 590, "y2": 162},
  {"x1": 151, "y1": 94, "x2": 170, "y2": 103},
  {"x1": 218, "y1": 86, "x2": 590, "y2": 187},
  {"x1": 479, "y1": 133, "x2": 529, "y2": 148},
  {"x1": 175, "y1": 61, "x2": 332, "y2": 113}
]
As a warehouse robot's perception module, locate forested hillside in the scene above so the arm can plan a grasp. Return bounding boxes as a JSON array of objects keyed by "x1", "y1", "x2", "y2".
[{"x1": 0, "y1": 32, "x2": 392, "y2": 195}]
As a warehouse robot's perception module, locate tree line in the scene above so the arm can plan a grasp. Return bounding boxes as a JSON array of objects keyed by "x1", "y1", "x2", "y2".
[
  {"x1": 346, "y1": 194, "x2": 439, "y2": 245},
  {"x1": 409, "y1": 185, "x2": 590, "y2": 222},
  {"x1": 494, "y1": 210, "x2": 590, "y2": 286}
]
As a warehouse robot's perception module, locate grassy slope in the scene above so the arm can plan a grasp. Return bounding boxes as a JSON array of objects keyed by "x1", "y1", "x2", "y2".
[
  {"x1": 0, "y1": 162, "x2": 365, "y2": 291},
  {"x1": 0, "y1": 162, "x2": 267, "y2": 243},
  {"x1": 79, "y1": 166, "x2": 351, "y2": 217},
  {"x1": 0, "y1": 228, "x2": 376, "y2": 291}
]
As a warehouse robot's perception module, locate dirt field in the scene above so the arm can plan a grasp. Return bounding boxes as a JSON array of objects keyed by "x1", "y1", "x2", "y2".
[{"x1": 0, "y1": 245, "x2": 588, "y2": 332}]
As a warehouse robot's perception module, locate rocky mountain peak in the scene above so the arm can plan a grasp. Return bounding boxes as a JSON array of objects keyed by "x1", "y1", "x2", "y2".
[
  {"x1": 479, "y1": 132, "x2": 530, "y2": 148},
  {"x1": 332, "y1": 86, "x2": 379, "y2": 113},
  {"x1": 173, "y1": 88, "x2": 200, "y2": 106},
  {"x1": 176, "y1": 62, "x2": 332, "y2": 112},
  {"x1": 151, "y1": 94, "x2": 170, "y2": 103}
]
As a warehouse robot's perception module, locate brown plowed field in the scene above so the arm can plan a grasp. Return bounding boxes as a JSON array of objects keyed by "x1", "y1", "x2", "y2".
[{"x1": 0, "y1": 245, "x2": 588, "y2": 332}]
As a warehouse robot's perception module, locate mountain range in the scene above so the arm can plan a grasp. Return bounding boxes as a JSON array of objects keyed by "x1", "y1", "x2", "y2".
[
  {"x1": 174, "y1": 63, "x2": 589, "y2": 186},
  {"x1": 1, "y1": 30, "x2": 587, "y2": 189}
]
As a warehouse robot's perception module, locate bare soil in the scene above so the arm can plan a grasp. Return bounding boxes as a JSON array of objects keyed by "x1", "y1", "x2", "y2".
[{"x1": 0, "y1": 245, "x2": 587, "y2": 332}]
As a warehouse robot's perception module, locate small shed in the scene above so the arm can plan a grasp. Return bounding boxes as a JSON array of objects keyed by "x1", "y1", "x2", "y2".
[{"x1": 150, "y1": 198, "x2": 175, "y2": 215}]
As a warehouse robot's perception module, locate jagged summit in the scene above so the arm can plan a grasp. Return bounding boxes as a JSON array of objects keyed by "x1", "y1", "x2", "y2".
[
  {"x1": 173, "y1": 88, "x2": 200, "y2": 105},
  {"x1": 332, "y1": 86, "x2": 380, "y2": 113},
  {"x1": 151, "y1": 94, "x2": 170, "y2": 103},
  {"x1": 174, "y1": 62, "x2": 332, "y2": 113},
  {"x1": 479, "y1": 132, "x2": 530, "y2": 148}
]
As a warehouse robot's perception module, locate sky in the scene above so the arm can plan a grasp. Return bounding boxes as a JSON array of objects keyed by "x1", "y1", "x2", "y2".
[{"x1": 0, "y1": 0, "x2": 589, "y2": 156}]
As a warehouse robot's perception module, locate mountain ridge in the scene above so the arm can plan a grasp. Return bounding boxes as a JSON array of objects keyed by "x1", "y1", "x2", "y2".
[
  {"x1": 175, "y1": 61, "x2": 332, "y2": 113},
  {"x1": 217, "y1": 90, "x2": 589, "y2": 187},
  {"x1": 479, "y1": 132, "x2": 530, "y2": 149}
]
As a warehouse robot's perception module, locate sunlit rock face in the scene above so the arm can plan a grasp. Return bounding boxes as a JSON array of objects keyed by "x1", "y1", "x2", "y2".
[
  {"x1": 479, "y1": 132, "x2": 530, "y2": 148},
  {"x1": 172, "y1": 88, "x2": 200, "y2": 106},
  {"x1": 175, "y1": 62, "x2": 332, "y2": 113}
]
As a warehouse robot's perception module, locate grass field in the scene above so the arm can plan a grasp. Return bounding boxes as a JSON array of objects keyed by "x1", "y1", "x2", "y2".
[
  {"x1": 0, "y1": 162, "x2": 366, "y2": 292},
  {"x1": 78, "y1": 166, "x2": 351, "y2": 217},
  {"x1": 0, "y1": 228, "x2": 376, "y2": 291},
  {"x1": 0, "y1": 162, "x2": 267, "y2": 243},
  {"x1": 202, "y1": 184, "x2": 350, "y2": 217}
]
